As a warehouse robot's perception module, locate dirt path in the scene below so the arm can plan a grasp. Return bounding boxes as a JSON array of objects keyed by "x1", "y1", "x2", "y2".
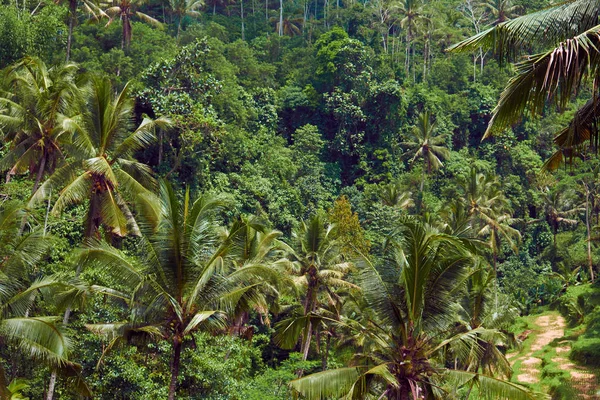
[
  {"x1": 510, "y1": 313, "x2": 599, "y2": 399},
  {"x1": 511, "y1": 314, "x2": 565, "y2": 384}
]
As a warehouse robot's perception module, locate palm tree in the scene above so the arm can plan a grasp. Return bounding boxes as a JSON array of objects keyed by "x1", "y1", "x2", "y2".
[
  {"x1": 30, "y1": 75, "x2": 171, "y2": 239},
  {"x1": 378, "y1": 181, "x2": 414, "y2": 209},
  {"x1": 536, "y1": 189, "x2": 581, "y2": 247},
  {"x1": 456, "y1": 262, "x2": 517, "y2": 379},
  {"x1": 275, "y1": 16, "x2": 304, "y2": 36},
  {"x1": 169, "y1": 0, "x2": 204, "y2": 39},
  {"x1": 479, "y1": 0, "x2": 521, "y2": 24},
  {"x1": 275, "y1": 214, "x2": 357, "y2": 361},
  {"x1": 81, "y1": 181, "x2": 278, "y2": 400},
  {"x1": 55, "y1": 0, "x2": 105, "y2": 61},
  {"x1": 448, "y1": 1, "x2": 600, "y2": 169},
  {"x1": 101, "y1": 0, "x2": 163, "y2": 49},
  {"x1": 217, "y1": 216, "x2": 287, "y2": 334},
  {"x1": 290, "y1": 219, "x2": 537, "y2": 400},
  {"x1": 460, "y1": 167, "x2": 520, "y2": 276},
  {"x1": 398, "y1": 0, "x2": 425, "y2": 78},
  {"x1": 401, "y1": 111, "x2": 450, "y2": 212},
  {"x1": 0, "y1": 58, "x2": 82, "y2": 195},
  {"x1": 0, "y1": 202, "x2": 88, "y2": 398}
]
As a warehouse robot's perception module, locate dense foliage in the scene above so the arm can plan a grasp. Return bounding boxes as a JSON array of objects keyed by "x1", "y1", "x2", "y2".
[{"x1": 1, "y1": 0, "x2": 600, "y2": 398}]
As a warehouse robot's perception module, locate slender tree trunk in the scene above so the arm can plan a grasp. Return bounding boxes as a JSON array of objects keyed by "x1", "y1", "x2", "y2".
[
  {"x1": 66, "y1": 0, "x2": 77, "y2": 61},
  {"x1": 20, "y1": 155, "x2": 47, "y2": 234},
  {"x1": 47, "y1": 261, "x2": 82, "y2": 400},
  {"x1": 158, "y1": 130, "x2": 164, "y2": 165},
  {"x1": 278, "y1": 0, "x2": 283, "y2": 36},
  {"x1": 214, "y1": 2, "x2": 216, "y2": 15},
  {"x1": 32, "y1": 154, "x2": 47, "y2": 196},
  {"x1": 321, "y1": 333, "x2": 330, "y2": 370},
  {"x1": 585, "y1": 184, "x2": 595, "y2": 282},
  {"x1": 241, "y1": 0, "x2": 245, "y2": 40},
  {"x1": 168, "y1": 338, "x2": 183, "y2": 400}
]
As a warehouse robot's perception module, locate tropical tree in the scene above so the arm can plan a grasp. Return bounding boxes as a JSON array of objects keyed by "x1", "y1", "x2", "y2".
[
  {"x1": 100, "y1": 0, "x2": 163, "y2": 49},
  {"x1": 81, "y1": 181, "x2": 279, "y2": 400},
  {"x1": 169, "y1": 0, "x2": 204, "y2": 39},
  {"x1": 401, "y1": 111, "x2": 450, "y2": 211},
  {"x1": 217, "y1": 216, "x2": 286, "y2": 334},
  {"x1": 449, "y1": 0, "x2": 600, "y2": 170},
  {"x1": 479, "y1": 0, "x2": 521, "y2": 24},
  {"x1": 456, "y1": 262, "x2": 517, "y2": 379},
  {"x1": 275, "y1": 214, "x2": 357, "y2": 361},
  {"x1": 535, "y1": 189, "x2": 581, "y2": 247},
  {"x1": 30, "y1": 75, "x2": 171, "y2": 239},
  {"x1": 290, "y1": 219, "x2": 538, "y2": 400},
  {"x1": 55, "y1": 0, "x2": 105, "y2": 61},
  {"x1": 0, "y1": 202, "x2": 88, "y2": 398},
  {"x1": 460, "y1": 167, "x2": 520, "y2": 276},
  {"x1": 398, "y1": 0, "x2": 426, "y2": 77},
  {"x1": 0, "y1": 58, "x2": 82, "y2": 195},
  {"x1": 378, "y1": 181, "x2": 414, "y2": 209}
]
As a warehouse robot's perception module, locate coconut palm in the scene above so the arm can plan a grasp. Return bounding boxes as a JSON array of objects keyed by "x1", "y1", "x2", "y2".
[
  {"x1": 460, "y1": 167, "x2": 520, "y2": 276},
  {"x1": 275, "y1": 214, "x2": 357, "y2": 361},
  {"x1": 378, "y1": 181, "x2": 414, "y2": 209},
  {"x1": 217, "y1": 216, "x2": 287, "y2": 334},
  {"x1": 55, "y1": 0, "x2": 106, "y2": 61},
  {"x1": 455, "y1": 263, "x2": 517, "y2": 379},
  {"x1": 30, "y1": 75, "x2": 171, "y2": 239},
  {"x1": 0, "y1": 58, "x2": 82, "y2": 195},
  {"x1": 100, "y1": 0, "x2": 163, "y2": 49},
  {"x1": 0, "y1": 202, "x2": 88, "y2": 398},
  {"x1": 401, "y1": 111, "x2": 450, "y2": 211},
  {"x1": 169, "y1": 0, "x2": 204, "y2": 39},
  {"x1": 448, "y1": 1, "x2": 600, "y2": 169},
  {"x1": 81, "y1": 180, "x2": 279, "y2": 400},
  {"x1": 398, "y1": 0, "x2": 426, "y2": 77},
  {"x1": 479, "y1": 0, "x2": 521, "y2": 24},
  {"x1": 290, "y1": 218, "x2": 538, "y2": 400},
  {"x1": 535, "y1": 189, "x2": 581, "y2": 247}
]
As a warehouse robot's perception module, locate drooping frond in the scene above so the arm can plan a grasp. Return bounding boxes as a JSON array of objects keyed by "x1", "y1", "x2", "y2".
[
  {"x1": 448, "y1": 0, "x2": 600, "y2": 61},
  {"x1": 483, "y1": 24, "x2": 600, "y2": 138},
  {"x1": 289, "y1": 367, "x2": 362, "y2": 399}
]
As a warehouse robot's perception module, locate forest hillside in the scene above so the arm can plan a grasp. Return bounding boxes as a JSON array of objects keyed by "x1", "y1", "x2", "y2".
[{"x1": 1, "y1": 0, "x2": 600, "y2": 398}]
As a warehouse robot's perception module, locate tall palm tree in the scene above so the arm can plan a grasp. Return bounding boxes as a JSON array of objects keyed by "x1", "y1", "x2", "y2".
[
  {"x1": 82, "y1": 181, "x2": 278, "y2": 400},
  {"x1": 101, "y1": 0, "x2": 163, "y2": 49},
  {"x1": 217, "y1": 216, "x2": 287, "y2": 334},
  {"x1": 378, "y1": 181, "x2": 414, "y2": 209},
  {"x1": 275, "y1": 214, "x2": 357, "y2": 361},
  {"x1": 169, "y1": 0, "x2": 204, "y2": 39},
  {"x1": 30, "y1": 75, "x2": 171, "y2": 239},
  {"x1": 456, "y1": 262, "x2": 517, "y2": 379},
  {"x1": 0, "y1": 58, "x2": 82, "y2": 195},
  {"x1": 290, "y1": 219, "x2": 537, "y2": 400},
  {"x1": 0, "y1": 202, "x2": 88, "y2": 398},
  {"x1": 449, "y1": 1, "x2": 600, "y2": 169},
  {"x1": 479, "y1": 0, "x2": 521, "y2": 24},
  {"x1": 398, "y1": 0, "x2": 425, "y2": 78},
  {"x1": 55, "y1": 0, "x2": 105, "y2": 61},
  {"x1": 460, "y1": 167, "x2": 520, "y2": 276},
  {"x1": 401, "y1": 111, "x2": 450, "y2": 212},
  {"x1": 536, "y1": 189, "x2": 581, "y2": 247}
]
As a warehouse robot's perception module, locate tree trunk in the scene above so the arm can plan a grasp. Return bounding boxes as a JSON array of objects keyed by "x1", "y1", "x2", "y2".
[
  {"x1": 20, "y1": 154, "x2": 47, "y2": 234},
  {"x1": 46, "y1": 262, "x2": 81, "y2": 400},
  {"x1": 585, "y1": 184, "x2": 595, "y2": 282},
  {"x1": 241, "y1": 0, "x2": 245, "y2": 40},
  {"x1": 278, "y1": 0, "x2": 283, "y2": 36},
  {"x1": 168, "y1": 338, "x2": 183, "y2": 400},
  {"x1": 158, "y1": 130, "x2": 164, "y2": 165},
  {"x1": 321, "y1": 333, "x2": 330, "y2": 370},
  {"x1": 66, "y1": 0, "x2": 77, "y2": 61}
]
